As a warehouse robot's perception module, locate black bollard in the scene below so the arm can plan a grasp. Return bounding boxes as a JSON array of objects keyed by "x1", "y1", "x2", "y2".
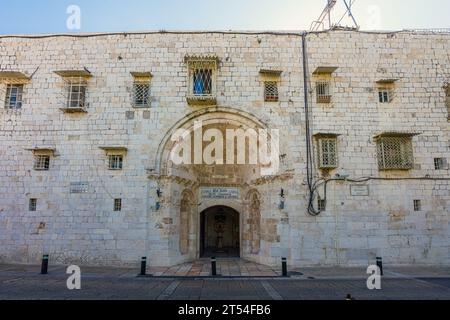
[
  {"x1": 140, "y1": 257, "x2": 147, "y2": 276},
  {"x1": 282, "y1": 257, "x2": 288, "y2": 277},
  {"x1": 41, "y1": 254, "x2": 49, "y2": 275},
  {"x1": 211, "y1": 257, "x2": 217, "y2": 276},
  {"x1": 376, "y1": 257, "x2": 383, "y2": 276}
]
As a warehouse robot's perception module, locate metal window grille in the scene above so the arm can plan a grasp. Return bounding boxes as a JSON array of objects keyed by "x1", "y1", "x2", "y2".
[
  {"x1": 114, "y1": 199, "x2": 122, "y2": 212},
  {"x1": 318, "y1": 138, "x2": 338, "y2": 168},
  {"x1": 108, "y1": 155, "x2": 123, "y2": 170},
  {"x1": 445, "y1": 85, "x2": 450, "y2": 119},
  {"x1": 70, "y1": 182, "x2": 89, "y2": 194},
  {"x1": 65, "y1": 77, "x2": 87, "y2": 109},
  {"x1": 34, "y1": 155, "x2": 50, "y2": 171},
  {"x1": 378, "y1": 89, "x2": 392, "y2": 103},
  {"x1": 133, "y1": 81, "x2": 150, "y2": 107},
  {"x1": 4, "y1": 84, "x2": 23, "y2": 109},
  {"x1": 377, "y1": 137, "x2": 414, "y2": 170},
  {"x1": 187, "y1": 60, "x2": 216, "y2": 97},
  {"x1": 434, "y1": 158, "x2": 447, "y2": 170},
  {"x1": 413, "y1": 200, "x2": 421, "y2": 211},
  {"x1": 29, "y1": 199, "x2": 37, "y2": 212},
  {"x1": 316, "y1": 81, "x2": 331, "y2": 103},
  {"x1": 318, "y1": 199, "x2": 326, "y2": 211},
  {"x1": 264, "y1": 81, "x2": 279, "y2": 102}
]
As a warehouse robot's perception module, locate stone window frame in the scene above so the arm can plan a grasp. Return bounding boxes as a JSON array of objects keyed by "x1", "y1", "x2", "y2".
[
  {"x1": 376, "y1": 79, "x2": 398, "y2": 104},
  {"x1": 434, "y1": 157, "x2": 447, "y2": 170},
  {"x1": 313, "y1": 133, "x2": 340, "y2": 170},
  {"x1": 34, "y1": 155, "x2": 50, "y2": 171},
  {"x1": 445, "y1": 83, "x2": 450, "y2": 120},
  {"x1": 131, "y1": 72, "x2": 152, "y2": 108},
  {"x1": 375, "y1": 133, "x2": 417, "y2": 171},
  {"x1": 114, "y1": 199, "x2": 122, "y2": 212},
  {"x1": 29, "y1": 198, "x2": 37, "y2": 212},
  {"x1": 54, "y1": 70, "x2": 92, "y2": 113},
  {"x1": 99, "y1": 147, "x2": 128, "y2": 171},
  {"x1": 260, "y1": 69, "x2": 282, "y2": 103},
  {"x1": 312, "y1": 66, "x2": 337, "y2": 105},
  {"x1": 185, "y1": 55, "x2": 219, "y2": 106}
]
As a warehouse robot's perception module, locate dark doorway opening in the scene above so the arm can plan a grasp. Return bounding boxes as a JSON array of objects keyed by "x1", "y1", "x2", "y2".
[{"x1": 200, "y1": 206, "x2": 240, "y2": 258}]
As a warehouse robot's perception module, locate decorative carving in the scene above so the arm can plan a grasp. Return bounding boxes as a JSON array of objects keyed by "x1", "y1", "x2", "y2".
[{"x1": 246, "y1": 190, "x2": 261, "y2": 254}]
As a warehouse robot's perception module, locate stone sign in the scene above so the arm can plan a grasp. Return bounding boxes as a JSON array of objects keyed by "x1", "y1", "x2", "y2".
[
  {"x1": 350, "y1": 185, "x2": 370, "y2": 196},
  {"x1": 200, "y1": 187, "x2": 240, "y2": 200}
]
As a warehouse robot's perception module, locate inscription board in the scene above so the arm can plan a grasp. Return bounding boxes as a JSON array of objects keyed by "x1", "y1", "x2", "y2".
[
  {"x1": 200, "y1": 187, "x2": 240, "y2": 200},
  {"x1": 350, "y1": 185, "x2": 370, "y2": 196}
]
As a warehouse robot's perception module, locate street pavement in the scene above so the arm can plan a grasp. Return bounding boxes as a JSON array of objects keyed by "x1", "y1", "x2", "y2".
[{"x1": 0, "y1": 263, "x2": 449, "y2": 300}]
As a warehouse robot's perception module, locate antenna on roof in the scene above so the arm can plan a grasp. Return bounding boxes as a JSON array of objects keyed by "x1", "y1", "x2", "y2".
[{"x1": 310, "y1": 0, "x2": 359, "y2": 31}]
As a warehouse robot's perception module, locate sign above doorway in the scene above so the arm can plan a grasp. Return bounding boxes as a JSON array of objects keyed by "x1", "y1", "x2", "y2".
[{"x1": 200, "y1": 187, "x2": 240, "y2": 200}]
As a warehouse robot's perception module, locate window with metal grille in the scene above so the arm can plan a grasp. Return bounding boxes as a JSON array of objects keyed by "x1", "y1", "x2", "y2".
[
  {"x1": 376, "y1": 137, "x2": 414, "y2": 170},
  {"x1": 133, "y1": 81, "x2": 150, "y2": 107},
  {"x1": 29, "y1": 199, "x2": 37, "y2": 212},
  {"x1": 446, "y1": 85, "x2": 450, "y2": 119},
  {"x1": 264, "y1": 81, "x2": 279, "y2": 102},
  {"x1": 316, "y1": 81, "x2": 331, "y2": 103},
  {"x1": 4, "y1": 84, "x2": 23, "y2": 109},
  {"x1": 108, "y1": 155, "x2": 123, "y2": 170},
  {"x1": 114, "y1": 199, "x2": 122, "y2": 212},
  {"x1": 318, "y1": 138, "x2": 338, "y2": 169},
  {"x1": 193, "y1": 68, "x2": 212, "y2": 95},
  {"x1": 413, "y1": 200, "x2": 421, "y2": 211},
  {"x1": 434, "y1": 158, "x2": 447, "y2": 170},
  {"x1": 318, "y1": 199, "x2": 326, "y2": 211},
  {"x1": 34, "y1": 155, "x2": 50, "y2": 171},
  {"x1": 378, "y1": 89, "x2": 392, "y2": 103},
  {"x1": 66, "y1": 79, "x2": 87, "y2": 109}
]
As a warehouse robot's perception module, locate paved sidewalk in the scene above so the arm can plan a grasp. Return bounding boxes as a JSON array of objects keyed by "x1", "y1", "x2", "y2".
[{"x1": 0, "y1": 263, "x2": 450, "y2": 300}]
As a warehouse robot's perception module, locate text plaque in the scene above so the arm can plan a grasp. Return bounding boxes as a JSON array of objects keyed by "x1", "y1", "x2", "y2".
[
  {"x1": 350, "y1": 185, "x2": 370, "y2": 196},
  {"x1": 200, "y1": 187, "x2": 240, "y2": 200}
]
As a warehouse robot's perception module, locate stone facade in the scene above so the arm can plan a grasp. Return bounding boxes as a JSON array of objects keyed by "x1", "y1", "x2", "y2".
[{"x1": 0, "y1": 30, "x2": 449, "y2": 268}]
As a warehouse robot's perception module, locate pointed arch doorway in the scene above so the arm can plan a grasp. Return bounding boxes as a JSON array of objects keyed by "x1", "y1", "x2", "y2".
[{"x1": 200, "y1": 206, "x2": 240, "y2": 258}]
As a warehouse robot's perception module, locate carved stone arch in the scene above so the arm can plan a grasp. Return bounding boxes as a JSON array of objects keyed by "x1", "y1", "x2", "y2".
[
  {"x1": 179, "y1": 189, "x2": 195, "y2": 255},
  {"x1": 245, "y1": 189, "x2": 261, "y2": 254}
]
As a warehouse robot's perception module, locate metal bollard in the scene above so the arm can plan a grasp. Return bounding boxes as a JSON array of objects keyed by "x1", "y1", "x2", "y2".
[
  {"x1": 41, "y1": 254, "x2": 49, "y2": 275},
  {"x1": 140, "y1": 257, "x2": 147, "y2": 276},
  {"x1": 376, "y1": 257, "x2": 383, "y2": 276},
  {"x1": 282, "y1": 257, "x2": 288, "y2": 277},
  {"x1": 211, "y1": 257, "x2": 217, "y2": 276}
]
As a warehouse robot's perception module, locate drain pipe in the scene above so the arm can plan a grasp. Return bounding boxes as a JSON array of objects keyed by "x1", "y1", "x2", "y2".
[{"x1": 301, "y1": 32, "x2": 320, "y2": 216}]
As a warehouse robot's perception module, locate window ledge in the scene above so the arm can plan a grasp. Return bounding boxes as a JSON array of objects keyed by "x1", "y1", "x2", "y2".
[
  {"x1": 186, "y1": 95, "x2": 217, "y2": 106},
  {"x1": 60, "y1": 107, "x2": 88, "y2": 113}
]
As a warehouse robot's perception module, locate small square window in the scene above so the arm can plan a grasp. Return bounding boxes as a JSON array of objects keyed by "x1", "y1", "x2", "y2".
[
  {"x1": 414, "y1": 200, "x2": 421, "y2": 212},
  {"x1": 434, "y1": 158, "x2": 447, "y2": 170},
  {"x1": 378, "y1": 89, "x2": 392, "y2": 103},
  {"x1": 114, "y1": 199, "x2": 122, "y2": 212},
  {"x1": 34, "y1": 155, "x2": 50, "y2": 171},
  {"x1": 108, "y1": 155, "x2": 123, "y2": 170},
  {"x1": 318, "y1": 199, "x2": 326, "y2": 211},
  {"x1": 5, "y1": 84, "x2": 24, "y2": 109},
  {"x1": 264, "y1": 81, "x2": 279, "y2": 102},
  {"x1": 29, "y1": 199, "x2": 37, "y2": 211},
  {"x1": 316, "y1": 81, "x2": 331, "y2": 103}
]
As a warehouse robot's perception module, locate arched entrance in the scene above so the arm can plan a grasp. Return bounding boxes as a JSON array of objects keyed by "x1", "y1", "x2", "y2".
[{"x1": 200, "y1": 206, "x2": 240, "y2": 258}]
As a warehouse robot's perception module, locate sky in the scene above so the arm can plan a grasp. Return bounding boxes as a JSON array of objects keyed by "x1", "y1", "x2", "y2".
[{"x1": 0, "y1": 0, "x2": 449, "y2": 35}]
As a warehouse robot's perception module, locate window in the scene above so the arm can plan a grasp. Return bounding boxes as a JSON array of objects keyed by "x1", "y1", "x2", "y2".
[
  {"x1": 376, "y1": 136, "x2": 414, "y2": 170},
  {"x1": 318, "y1": 138, "x2": 338, "y2": 169},
  {"x1": 67, "y1": 79, "x2": 87, "y2": 109},
  {"x1": 114, "y1": 199, "x2": 122, "y2": 212},
  {"x1": 185, "y1": 56, "x2": 218, "y2": 105},
  {"x1": 29, "y1": 199, "x2": 37, "y2": 212},
  {"x1": 378, "y1": 89, "x2": 392, "y2": 103},
  {"x1": 318, "y1": 199, "x2": 326, "y2": 211},
  {"x1": 434, "y1": 158, "x2": 447, "y2": 170},
  {"x1": 316, "y1": 81, "x2": 331, "y2": 103},
  {"x1": 264, "y1": 81, "x2": 279, "y2": 102},
  {"x1": 4, "y1": 84, "x2": 23, "y2": 109},
  {"x1": 414, "y1": 200, "x2": 421, "y2": 212},
  {"x1": 133, "y1": 81, "x2": 150, "y2": 107},
  {"x1": 34, "y1": 155, "x2": 50, "y2": 171},
  {"x1": 445, "y1": 84, "x2": 450, "y2": 120},
  {"x1": 108, "y1": 155, "x2": 123, "y2": 170}
]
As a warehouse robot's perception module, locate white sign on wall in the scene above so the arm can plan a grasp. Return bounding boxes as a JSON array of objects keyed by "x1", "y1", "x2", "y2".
[
  {"x1": 200, "y1": 187, "x2": 240, "y2": 200},
  {"x1": 350, "y1": 185, "x2": 370, "y2": 196}
]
